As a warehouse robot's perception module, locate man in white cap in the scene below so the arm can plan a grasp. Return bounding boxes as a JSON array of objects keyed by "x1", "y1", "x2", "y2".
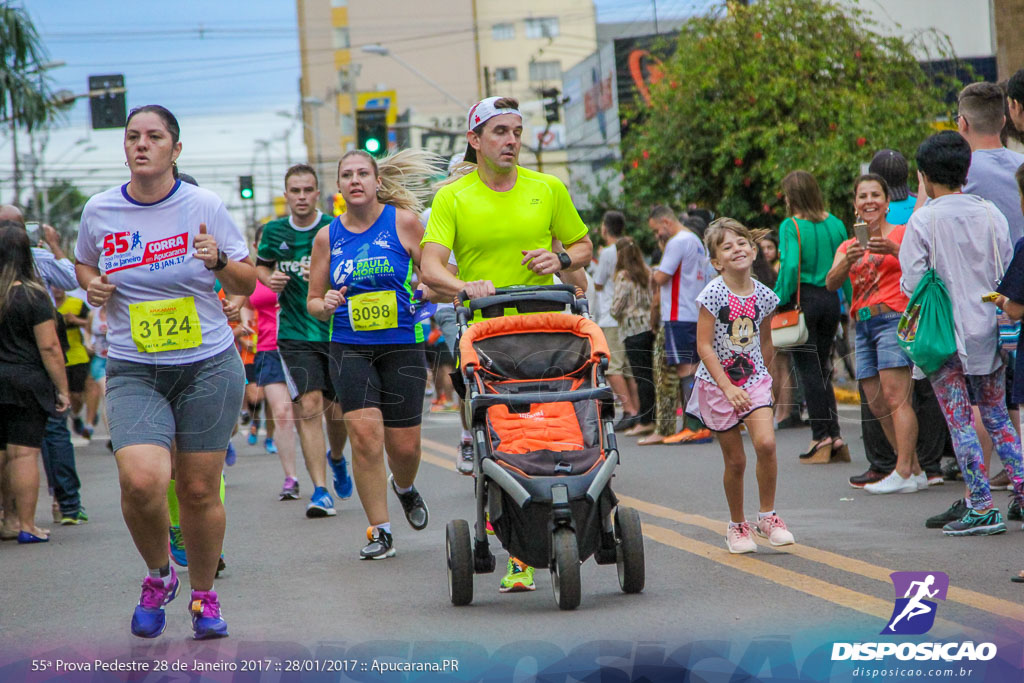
[{"x1": 419, "y1": 96, "x2": 593, "y2": 594}]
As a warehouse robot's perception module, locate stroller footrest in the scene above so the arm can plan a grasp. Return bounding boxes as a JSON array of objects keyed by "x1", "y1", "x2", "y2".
[
  {"x1": 481, "y1": 459, "x2": 532, "y2": 508},
  {"x1": 471, "y1": 387, "x2": 613, "y2": 421}
]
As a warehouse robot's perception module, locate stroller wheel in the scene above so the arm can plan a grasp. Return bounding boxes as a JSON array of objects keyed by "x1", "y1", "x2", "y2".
[
  {"x1": 446, "y1": 520, "x2": 474, "y2": 606},
  {"x1": 614, "y1": 507, "x2": 645, "y2": 594},
  {"x1": 550, "y1": 527, "x2": 581, "y2": 611}
]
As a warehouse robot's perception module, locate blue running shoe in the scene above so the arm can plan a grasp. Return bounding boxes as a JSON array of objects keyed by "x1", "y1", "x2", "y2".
[
  {"x1": 225, "y1": 442, "x2": 237, "y2": 467},
  {"x1": 327, "y1": 449, "x2": 353, "y2": 499},
  {"x1": 190, "y1": 589, "x2": 229, "y2": 640},
  {"x1": 264, "y1": 437, "x2": 278, "y2": 455},
  {"x1": 306, "y1": 486, "x2": 337, "y2": 518},
  {"x1": 168, "y1": 526, "x2": 188, "y2": 567},
  {"x1": 247, "y1": 430, "x2": 258, "y2": 446},
  {"x1": 131, "y1": 568, "x2": 179, "y2": 638}
]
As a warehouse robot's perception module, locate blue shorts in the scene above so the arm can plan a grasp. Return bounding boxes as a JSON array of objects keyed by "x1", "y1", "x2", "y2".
[
  {"x1": 664, "y1": 321, "x2": 698, "y2": 366},
  {"x1": 89, "y1": 355, "x2": 107, "y2": 381},
  {"x1": 854, "y1": 312, "x2": 911, "y2": 380},
  {"x1": 253, "y1": 350, "x2": 290, "y2": 389}
]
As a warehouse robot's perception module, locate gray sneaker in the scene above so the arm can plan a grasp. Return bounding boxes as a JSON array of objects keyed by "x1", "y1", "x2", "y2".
[
  {"x1": 942, "y1": 508, "x2": 1006, "y2": 536},
  {"x1": 456, "y1": 441, "x2": 474, "y2": 476},
  {"x1": 389, "y1": 474, "x2": 428, "y2": 530}
]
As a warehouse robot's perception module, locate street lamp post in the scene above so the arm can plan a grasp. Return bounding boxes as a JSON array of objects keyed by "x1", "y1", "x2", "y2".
[{"x1": 361, "y1": 44, "x2": 471, "y2": 110}]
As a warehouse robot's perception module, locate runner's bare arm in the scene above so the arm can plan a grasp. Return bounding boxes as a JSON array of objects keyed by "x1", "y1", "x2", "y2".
[
  {"x1": 562, "y1": 234, "x2": 593, "y2": 271},
  {"x1": 421, "y1": 242, "x2": 491, "y2": 299}
]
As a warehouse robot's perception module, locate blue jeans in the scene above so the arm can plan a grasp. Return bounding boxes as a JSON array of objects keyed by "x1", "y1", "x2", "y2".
[{"x1": 40, "y1": 416, "x2": 82, "y2": 515}]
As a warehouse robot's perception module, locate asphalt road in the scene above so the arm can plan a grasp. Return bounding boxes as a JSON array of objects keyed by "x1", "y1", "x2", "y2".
[{"x1": 2, "y1": 402, "x2": 1023, "y2": 681}]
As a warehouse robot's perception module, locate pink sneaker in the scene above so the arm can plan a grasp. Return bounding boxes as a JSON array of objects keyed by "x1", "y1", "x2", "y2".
[
  {"x1": 753, "y1": 514, "x2": 795, "y2": 546},
  {"x1": 725, "y1": 522, "x2": 757, "y2": 554}
]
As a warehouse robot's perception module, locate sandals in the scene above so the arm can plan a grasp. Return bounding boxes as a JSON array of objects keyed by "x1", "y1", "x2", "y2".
[
  {"x1": 832, "y1": 438, "x2": 851, "y2": 463},
  {"x1": 799, "y1": 438, "x2": 833, "y2": 464}
]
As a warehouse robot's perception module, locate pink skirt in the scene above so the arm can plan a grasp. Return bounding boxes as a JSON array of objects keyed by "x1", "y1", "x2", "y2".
[{"x1": 686, "y1": 375, "x2": 774, "y2": 432}]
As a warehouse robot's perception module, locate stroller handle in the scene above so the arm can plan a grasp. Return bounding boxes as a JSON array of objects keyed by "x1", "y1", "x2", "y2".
[{"x1": 456, "y1": 285, "x2": 587, "y2": 323}]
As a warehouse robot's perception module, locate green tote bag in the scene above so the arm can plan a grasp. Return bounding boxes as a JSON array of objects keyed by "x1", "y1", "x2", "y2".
[{"x1": 896, "y1": 218, "x2": 956, "y2": 375}]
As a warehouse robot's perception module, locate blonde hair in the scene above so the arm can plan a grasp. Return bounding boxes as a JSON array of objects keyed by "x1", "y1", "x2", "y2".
[
  {"x1": 338, "y1": 149, "x2": 445, "y2": 214},
  {"x1": 703, "y1": 217, "x2": 772, "y2": 262}
]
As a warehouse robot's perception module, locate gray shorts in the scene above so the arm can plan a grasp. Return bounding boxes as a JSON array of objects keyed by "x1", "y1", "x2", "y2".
[{"x1": 105, "y1": 345, "x2": 245, "y2": 453}]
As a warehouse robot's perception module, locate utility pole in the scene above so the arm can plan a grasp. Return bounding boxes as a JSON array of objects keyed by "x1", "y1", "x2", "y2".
[{"x1": 992, "y1": 0, "x2": 1024, "y2": 81}]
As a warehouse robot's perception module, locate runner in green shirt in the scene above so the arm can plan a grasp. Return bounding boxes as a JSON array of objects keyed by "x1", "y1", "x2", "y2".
[{"x1": 256, "y1": 164, "x2": 351, "y2": 518}]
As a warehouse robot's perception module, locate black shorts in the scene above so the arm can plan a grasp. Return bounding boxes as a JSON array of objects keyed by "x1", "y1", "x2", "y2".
[
  {"x1": 67, "y1": 363, "x2": 89, "y2": 394},
  {"x1": 278, "y1": 339, "x2": 338, "y2": 402},
  {"x1": 329, "y1": 342, "x2": 426, "y2": 428},
  {"x1": 244, "y1": 362, "x2": 258, "y2": 384},
  {"x1": 0, "y1": 401, "x2": 49, "y2": 449},
  {"x1": 425, "y1": 342, "x2": 455, "y2": 372}
]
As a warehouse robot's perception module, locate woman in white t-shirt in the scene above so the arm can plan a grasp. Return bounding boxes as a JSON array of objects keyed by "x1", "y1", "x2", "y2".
[{"x1": 75, "y1": 105, "x2": 255, "y2": 641}]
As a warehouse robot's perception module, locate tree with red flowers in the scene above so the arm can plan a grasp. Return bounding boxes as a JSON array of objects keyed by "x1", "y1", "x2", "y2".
[{"x1": 619, "y1": 0, "x2": 959, "y2": 229}]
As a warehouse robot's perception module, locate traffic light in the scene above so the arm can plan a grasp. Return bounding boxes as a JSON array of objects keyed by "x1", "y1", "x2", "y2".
[
  {"x1": 356, "y1": 109, "x2": 388, "y2": 157},
  {"x1": 541, "y1": 87, "x2": 560, "y2": 123},
  {"x1": 89, "y1": 74, "x2": 127, "y2": 130},
  {"x1": 239, "y1": 175, "x2": 254, "y2": 200}
]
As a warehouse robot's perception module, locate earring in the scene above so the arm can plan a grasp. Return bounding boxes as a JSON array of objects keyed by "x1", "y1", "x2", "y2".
[{"x1": 124, "y1": 161, "x2": 129, "y2": 167}]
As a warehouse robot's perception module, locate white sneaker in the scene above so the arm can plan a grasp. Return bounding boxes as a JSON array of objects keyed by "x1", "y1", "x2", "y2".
[
  {"x1": 726, "y1": 522, "x2": 757, "y2": 554},
  {"x1": 753, "y1": 513, "x2": 795, "y2": 546},
  {"x1": 912, "y1": 472, "x2": 928, "y2": 491},
  {"x1": 864, "y1": 471, "x2": 917, "y2": 495}
]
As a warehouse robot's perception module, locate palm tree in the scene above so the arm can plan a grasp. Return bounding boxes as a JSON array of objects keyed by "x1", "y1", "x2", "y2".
[{"x1": 1, "y1": 2, "x2": 59, "y2": 203}]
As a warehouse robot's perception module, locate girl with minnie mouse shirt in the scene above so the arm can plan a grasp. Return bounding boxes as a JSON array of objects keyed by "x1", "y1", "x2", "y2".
[{"x1": 689, "y1": 218, "x2": 796, "y2": 554}]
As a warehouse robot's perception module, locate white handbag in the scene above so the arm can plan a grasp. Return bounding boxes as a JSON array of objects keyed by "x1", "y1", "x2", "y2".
[{"x1": 771, "y1": 217, "x2": 809, "y2": 348}]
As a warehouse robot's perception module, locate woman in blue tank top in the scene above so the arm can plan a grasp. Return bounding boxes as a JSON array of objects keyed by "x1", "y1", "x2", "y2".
[{"x1": 308, "y1": 149, "x2": 442, "y2": 560}]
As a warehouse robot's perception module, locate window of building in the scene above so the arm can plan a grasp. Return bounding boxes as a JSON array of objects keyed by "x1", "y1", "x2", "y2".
[
  {"x1": 524, "y1": 17, "x2": 559, "y2": 39},
  {"x1": 493, "y1": 67, "x2": 517, "y2": 83},
  {"x1": 529, "y1": 60, "x2": 561, "y2": 82},
  {"x1": 330, "y1": 0, "x2": 347, "y2": 6},
  {"x1": 492, "y1": 23, "x2": 515, "y2": 40},
  {"x1": 332, "y1": 27, "x2": 350, "y2": 49}
]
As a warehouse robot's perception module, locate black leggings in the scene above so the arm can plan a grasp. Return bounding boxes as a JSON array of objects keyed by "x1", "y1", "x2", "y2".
[
  {"x1": 623, "y1": 330, "x2": 655, "y2": 425},
  {"x1": 788, "y1": 285, "x2": 841, "y2": 441}
]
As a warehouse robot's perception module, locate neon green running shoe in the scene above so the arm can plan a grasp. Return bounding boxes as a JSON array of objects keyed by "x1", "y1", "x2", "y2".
[{"x1": 498, "y1": 557, "x2": 535, "y2": 593}]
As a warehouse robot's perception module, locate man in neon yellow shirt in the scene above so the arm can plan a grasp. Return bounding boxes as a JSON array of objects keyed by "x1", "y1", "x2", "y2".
[{"x1": 421, "y1": 96, "x2": 592, "y2": 594}]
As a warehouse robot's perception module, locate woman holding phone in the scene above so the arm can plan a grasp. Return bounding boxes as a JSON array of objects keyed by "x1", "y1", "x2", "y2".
[{"x1": 826, "y1": 173, "x2": 921, "y2": 493}]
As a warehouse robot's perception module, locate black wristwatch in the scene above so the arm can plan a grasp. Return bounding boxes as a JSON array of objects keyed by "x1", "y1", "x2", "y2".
[
  {"x1": 557, "y1": 252, "x2": 572, "y2": 271},
  {"x1": 210, "y1": 249, "x2": 229, "y2": 271}
]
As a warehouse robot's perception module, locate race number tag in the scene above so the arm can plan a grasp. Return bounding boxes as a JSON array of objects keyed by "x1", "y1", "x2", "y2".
[
  {"x1": 348, "y1": 290, "x2": 398, "y2": 331},
  {"x1": 129, "y1": 296, "x2": 202, "y2": 353}
]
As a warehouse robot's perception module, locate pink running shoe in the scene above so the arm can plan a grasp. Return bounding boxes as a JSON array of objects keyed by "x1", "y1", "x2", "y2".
[
  {"x1": 726, "y1": 522, "x2": 757, "y2": 554},
  {"x1": 753, "y1": 514, "x2": 795, "y2": 546},
  {"x1": 190, "y1": 589, "x2": 228, "y2": 640}
]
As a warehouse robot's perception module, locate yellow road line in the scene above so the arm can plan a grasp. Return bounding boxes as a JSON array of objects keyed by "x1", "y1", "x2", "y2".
[
  {"x1": 642, "y1": 523, "x2": 969, "y2": 639},
  {"x1": 418, "y1": 438, "x2": 1024, "y2": 630},
  {"x1": 617, "y1": 495, "x2": 1024, "y2": 627}
]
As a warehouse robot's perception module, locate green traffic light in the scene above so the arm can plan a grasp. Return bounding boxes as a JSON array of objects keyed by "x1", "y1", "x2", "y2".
[
  {"x1": 364, "y1": 138, "x2": 381, "y2": 154},
  {"x1": 241, "y1": 188, "x2": 253, "y2": 199}
]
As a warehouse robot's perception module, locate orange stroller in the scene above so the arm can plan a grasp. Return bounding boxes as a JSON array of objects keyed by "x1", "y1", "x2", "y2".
[{"x1": 445, "y1": 285, "x2": 645, "y2": 610}]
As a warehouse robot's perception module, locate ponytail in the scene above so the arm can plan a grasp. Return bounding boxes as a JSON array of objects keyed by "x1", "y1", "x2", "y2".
[{"x1": 340, "y1": 149, "x2": 445, "y2": 215}]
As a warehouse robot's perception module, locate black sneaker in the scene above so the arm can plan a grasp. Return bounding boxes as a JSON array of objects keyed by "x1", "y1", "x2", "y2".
[
  {"x1": 1008, "y1": 497, "x2": 1023, "y2": 522},
  {"x1": 360, "y1": 526, "x2": 395, "y2": 559},
  {"x1": 389, "y1": 474, "x2": 428, "y2": 530},
  {"x1": 940, "y1": 457, "x2": 961, "y2": 481},
  {"x1": 456, "y1": 441, "x2": 474, "y2": 476},
  {"x1": 776, "y1": 414, "x2": 807, "y2": 430},
  {"x1": 614, "y1": 414, "x2": 639, "y2": 431},
  {"x1": 72, "y1": 416, "x2": 85, "y2": 436},
  {"x1": 942, "y1": 508, "x2": 1006, "y2": 536},
  {"x1": 925, "y1": 498, "x2": 968, "y2": 529},
  {"x1": 849, "y1": 469, "x2": 889, "y2": 489}
]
